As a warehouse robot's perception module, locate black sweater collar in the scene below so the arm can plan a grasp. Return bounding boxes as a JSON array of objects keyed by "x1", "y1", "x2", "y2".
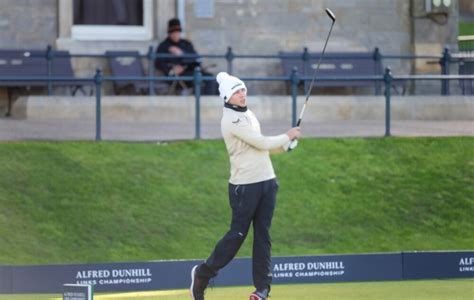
[{"x1": 224, "y1": 102, "x2": 247, "y2": 112}]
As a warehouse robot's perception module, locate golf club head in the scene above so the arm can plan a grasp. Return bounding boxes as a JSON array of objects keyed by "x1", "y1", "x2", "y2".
[{"x1": 325, "y1": 8, "x2": 336, "y2": 22}]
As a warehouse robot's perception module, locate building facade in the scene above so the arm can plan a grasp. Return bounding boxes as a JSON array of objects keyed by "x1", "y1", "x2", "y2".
[{"x1": 0, "y1": 0, "x2": 461, "y2": 96}]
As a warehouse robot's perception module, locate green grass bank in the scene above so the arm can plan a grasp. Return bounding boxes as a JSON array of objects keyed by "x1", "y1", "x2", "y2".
[{"x1": 0, "y1": 137, "x2": 472, "y2": 265}]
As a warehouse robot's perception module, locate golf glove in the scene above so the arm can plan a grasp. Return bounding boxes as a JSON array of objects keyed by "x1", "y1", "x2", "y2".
[{"x1": 285, "y1": 139, "x2": 298, "y2": 152}]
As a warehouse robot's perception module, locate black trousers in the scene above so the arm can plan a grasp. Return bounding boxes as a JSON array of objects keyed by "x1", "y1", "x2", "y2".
[{"x1": 199, "y1": 178, "x2": 278, "y2": 290}]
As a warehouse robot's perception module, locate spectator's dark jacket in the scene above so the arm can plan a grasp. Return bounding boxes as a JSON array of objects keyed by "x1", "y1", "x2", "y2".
[{"x1": 155, "y1": 37, "x2": 200, "y2": 75}]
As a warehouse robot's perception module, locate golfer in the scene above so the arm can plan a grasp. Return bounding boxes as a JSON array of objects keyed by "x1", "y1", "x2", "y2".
[{"x1": 190, "y1": 72, "x2": 301, "y2": 300}]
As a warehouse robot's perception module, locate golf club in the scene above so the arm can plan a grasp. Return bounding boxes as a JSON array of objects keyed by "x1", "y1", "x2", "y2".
[{"x1": 289, "y1": 8, "x2": 336, "y2": 151}]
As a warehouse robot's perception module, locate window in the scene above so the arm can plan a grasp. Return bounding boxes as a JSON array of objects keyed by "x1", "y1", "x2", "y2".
[
  {"x1": 73, "y1": 0, "x2": 143, "y2": 25},
  {"x1": 71, "y1": 0, "x2": 152, "y2": 41}
]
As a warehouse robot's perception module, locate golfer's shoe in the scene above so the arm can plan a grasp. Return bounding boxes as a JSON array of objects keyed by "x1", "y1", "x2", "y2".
[
  {"x1": 249, "y1": 288, "x2": 270, "y2": 300},
  {"x1": 190, "y1": 265, "x2": 209, "y2": 300}
]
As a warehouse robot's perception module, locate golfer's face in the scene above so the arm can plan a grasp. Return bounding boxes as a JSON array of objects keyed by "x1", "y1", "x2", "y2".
[{"x1": 229, "y1": 88, "x2": 247, "y2": 107}]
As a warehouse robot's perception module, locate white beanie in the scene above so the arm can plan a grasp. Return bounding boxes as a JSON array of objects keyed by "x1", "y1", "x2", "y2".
[{"x1": 216, "y1": 72, "x2": 247, "y2": 102}]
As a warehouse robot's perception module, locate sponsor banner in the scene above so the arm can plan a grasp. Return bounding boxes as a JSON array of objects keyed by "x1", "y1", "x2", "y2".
[
  {"x1": 1, "y1": 251, "x2": 472, "y2": 294},
  {"x1": 403, "y1": 251, "x2": 474, "y2": 279},
  {"x1": 271, "y1": 253, "x2": 402, "y2": 283},
  {"x1": 7, "y1": 261, "x2": 200, "y2": 293}
]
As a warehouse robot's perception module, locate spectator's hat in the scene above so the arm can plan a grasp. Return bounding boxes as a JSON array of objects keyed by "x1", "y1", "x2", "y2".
[
  {"x1": 216, "y1": 72, "x2": 247, "y2": 102},
  {"x1": 168, "y1": 18, "x2": 182, "y2": 33}
]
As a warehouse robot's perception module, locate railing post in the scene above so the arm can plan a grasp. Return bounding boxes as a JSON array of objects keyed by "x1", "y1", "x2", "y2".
[
  {"x1": 46, "y1": 45, "x2": 53, "y2": 95},
  {"x1": 147, "y1": 45, "x2": 156, "y2": 95},
  {"x1": 374, "y1": 47, "x2": 382, "y2": 95},
  {"x1": 225, "y1": 47, "x2": 234, "y2": 74},
  {"x1": 302, "y1": 47, "x2": 310, "y2": 92},
  {"x1": 440, "y1": 47, "x2": 451, "y2": 95},
  {"x1": 194, "y1": 66, "x2": 202, "y2": 140},
  {"x1": 94, "y1": 69, "x2": 103, "y2": 141},
  {"x1": 383, "y1": 67, "x2": 392, "y2": 137},
  {"x1": 290, "y1": 67, "x2": 299, "y2": 127}
]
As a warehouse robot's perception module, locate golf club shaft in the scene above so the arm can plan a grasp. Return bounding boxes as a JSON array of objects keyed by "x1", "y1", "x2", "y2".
[
  {"x1": 296, "y1": 16, "x2": 335, "y2": 127},
  {"x1": 288, "y1": 9, "x2": 335, "y2": 151}
]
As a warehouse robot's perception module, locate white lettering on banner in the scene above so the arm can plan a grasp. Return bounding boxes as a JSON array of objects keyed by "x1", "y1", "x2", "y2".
[
  {"x1": 76, "y1": 280, "x2": 97, "y2": 285},
  {"x1": 75, "y1": 268, "x2": 153, "y2": 286},
  {"x1": 273, "y1": 272, "x2": 293, "y2": 278},
  {"x1": 273, "y1": 263, "x2": 306, "y2": 271},
  {"x1": 76, "y1": 270, "x2": 110, "y2": 279},
  {"x1": 99, "y1": 278, "x2": 152, "y2": 285},
  {"x1": 459, "y1": 257, "x2": 474, "y2": 266},
  {"x1": 112, "y1": 268, "x2": 153, "y2": 277},
  {"x1": 296, "y1": 270, "x2": 345, "y2": 277},
  {"x1": 459, "y1": 257, "x2": 474, "y2": 272},
  {"x1": 273, "y1": 261, "x2": 345, "y2": 279},
  {"x1": 307, "y1": 261, "x2": 345, "y2": 270}
]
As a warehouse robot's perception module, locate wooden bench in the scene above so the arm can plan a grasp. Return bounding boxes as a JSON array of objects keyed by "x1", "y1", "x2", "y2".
[
  {"x1": 0, "y1": 49, "x2": 89, "y2": 116},
  {"x1": 279, "y1": 51, "x2": 406, "y2": 94}
]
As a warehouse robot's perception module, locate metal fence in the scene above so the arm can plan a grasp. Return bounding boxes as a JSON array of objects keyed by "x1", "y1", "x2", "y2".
[
  {"x1": 5, "y1": 45, "x2": 473, "y2": 96},
  {"x1": 1, "y1": 69, "x2": 472, "y2": 141},
  {"x1": 1, "y1": 45, "x2": 473, "y2": 141}
]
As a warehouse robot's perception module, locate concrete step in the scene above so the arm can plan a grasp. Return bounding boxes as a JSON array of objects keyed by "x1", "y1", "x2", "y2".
[{"x1": 8, "y1": 95, "x2": 474, "y2": 122}]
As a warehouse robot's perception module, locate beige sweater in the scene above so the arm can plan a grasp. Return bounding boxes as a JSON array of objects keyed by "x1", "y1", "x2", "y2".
[{"x1": 221, "y1": 107, "x2": 291, "y2": 185}]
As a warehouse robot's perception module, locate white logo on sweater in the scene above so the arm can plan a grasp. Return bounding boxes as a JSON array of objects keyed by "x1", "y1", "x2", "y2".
[{"x1": 232, "y1": 117, "x2": 248, "y2": 126}]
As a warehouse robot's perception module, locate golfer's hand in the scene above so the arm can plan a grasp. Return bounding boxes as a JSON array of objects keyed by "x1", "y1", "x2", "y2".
[
  {"x1": 286, "y1": 127, "x2": 301, "y2": 140},
  {"x1": 285, "y1": 127, "x2": 301, "y2": 152}
]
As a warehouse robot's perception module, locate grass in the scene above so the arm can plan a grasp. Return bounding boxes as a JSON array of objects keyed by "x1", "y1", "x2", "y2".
[
  {"x1": 459, "y1": 22, "x2": 474, "y2": 36},
  {"x1": 459, "y1": 21, "x2": 474, "y2": 51},
  {"x1": 0, "y1": 137, "x2": 473, "y2": 265},
  {"x1": 1, "y1": 279, "x2": 473, "y2": 300}
]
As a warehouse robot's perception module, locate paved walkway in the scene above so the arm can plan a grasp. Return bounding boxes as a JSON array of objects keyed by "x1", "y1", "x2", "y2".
[{"x1": 1, "y1": 118, "x2": 472, "y2": 141}]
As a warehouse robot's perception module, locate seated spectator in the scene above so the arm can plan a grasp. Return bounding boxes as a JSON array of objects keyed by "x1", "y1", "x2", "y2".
[{"x1": 155, "y1": 18, "x2": 217, "y2": 95}]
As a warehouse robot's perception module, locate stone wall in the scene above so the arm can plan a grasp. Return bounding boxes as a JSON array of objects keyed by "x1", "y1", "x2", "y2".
[
  {"x1": 0, "y1": 0, "x2": 462, "y2": 98},
  {"x1": 0, "y1": 0, "x2": 57, "y2": 49},
  {"x1": 12, "y1": 95, "x2": 474, "y2": 122},
  {"x1": 184, "y1": 0, "x2": 459, "y2": 94}
]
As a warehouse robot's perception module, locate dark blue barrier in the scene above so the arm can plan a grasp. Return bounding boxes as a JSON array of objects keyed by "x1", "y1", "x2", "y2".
[
  {"x1": 402, "y1": 251, "x2": 474, "y2": 280},
  {"x1": 0, "y1": 266, "x2": 12, "y2": 292},
  {"x1": 0, "y1": 251, "x2": 472, "y2": 294}
]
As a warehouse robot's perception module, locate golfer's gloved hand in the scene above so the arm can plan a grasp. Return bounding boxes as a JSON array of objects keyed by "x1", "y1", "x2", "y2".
[
  {"x1": 285, "y1": 127, "x2": 301, "y2": 152},
  {"x1": 284, "y1": 139, "x2": 298, "y2": 151}
]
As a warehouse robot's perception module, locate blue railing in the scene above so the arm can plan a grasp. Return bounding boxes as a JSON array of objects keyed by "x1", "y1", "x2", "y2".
[
  {"x1": 14, "y1": 45, "x2": 473, "y2": 96},
  {"x1": 1, "y1": 45, "x2": 472, "y2": 139},
  {"x1": 1, "y1": 68, "x2": 472, "y2": 141}
]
